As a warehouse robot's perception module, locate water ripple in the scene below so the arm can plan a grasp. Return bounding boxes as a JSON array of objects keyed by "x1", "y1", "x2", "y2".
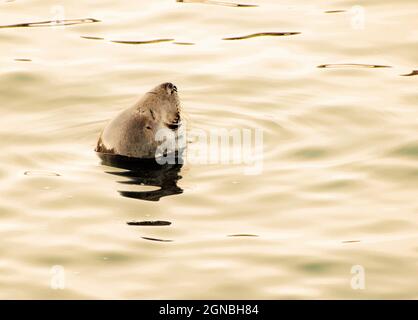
[
  {"x1": 127, "y1": 221, "x2": 172, "y2": 226},
  {"x1": 0, "y1": 18, "x2": 100, "y2": 29},
  {"x1": 223, "y1": 32, "x2": 300, "y2": 40},
  {"x1": 110, "y1": 39, "x2": 174, "y2": 45},
  {"x1": 317, "y1": 63, "x2": 392, "y2": 68}
]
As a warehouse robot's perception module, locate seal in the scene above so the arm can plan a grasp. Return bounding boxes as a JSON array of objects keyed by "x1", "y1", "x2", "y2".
[{"x1": 95, "y1": 82, "x2": 181, "y2": 159}]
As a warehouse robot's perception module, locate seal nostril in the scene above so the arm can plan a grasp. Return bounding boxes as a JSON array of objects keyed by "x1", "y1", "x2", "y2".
[{"x1": 164, "y1": 82, "x2": 178, "y2": 94}]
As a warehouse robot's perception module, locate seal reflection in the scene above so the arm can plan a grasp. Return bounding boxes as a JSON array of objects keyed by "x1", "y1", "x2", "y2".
[{"x1": 98, "y1": 153, "x2": 183, "y2": 202}]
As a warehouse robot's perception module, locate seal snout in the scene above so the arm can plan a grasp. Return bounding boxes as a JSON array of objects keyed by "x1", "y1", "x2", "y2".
[{"x1": 164, "y1": 82, "x2": 177, "y2": 95}]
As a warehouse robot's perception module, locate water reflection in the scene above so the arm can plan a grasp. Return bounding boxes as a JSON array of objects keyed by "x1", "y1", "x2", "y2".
[
  {"x1": 127, "y1": 220, "x2": 172, "y2": 226},
  {"x1": 80, "y1": 36, "x2": 104, "y2": 41},
  {"x1": 223, "y1": 32, "x2": 300, "y2": 40},
  {"x1": 317, "y1": 63, "x2": 391, "y2": 69},
  {"x1": 98, "y1": 153, "x2": 183, "y2": 202},
  {"x1": 110, "y1": 39, "x2": 174, "y2": 45},
  {"x1": 324, "y1": 10, "x2": 346, "y2": 14},
  {"x1": 141, "y1": 236, "x2": 173, "y2": 243},
  {"x1": 401, "y1": 70, "x2": 418, "y2": 76},
  {"x1": 0, "y1": 18, "x2": 99, "y2": 29}
]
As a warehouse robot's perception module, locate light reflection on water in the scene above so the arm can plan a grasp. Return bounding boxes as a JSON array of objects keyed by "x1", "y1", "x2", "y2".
[{"x1": 0, "y1": 0, "x2": 417, "y2": 299}]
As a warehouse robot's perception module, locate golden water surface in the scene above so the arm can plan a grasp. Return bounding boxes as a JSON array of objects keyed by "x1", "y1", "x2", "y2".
[{"x1": 0, "y1": 0, "x2": 417, "y2": 299}]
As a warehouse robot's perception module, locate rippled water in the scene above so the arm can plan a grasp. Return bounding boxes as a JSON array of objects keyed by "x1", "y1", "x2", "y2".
[{"x1": 0, "y1": 0, "x2": 417, "y2": 299}]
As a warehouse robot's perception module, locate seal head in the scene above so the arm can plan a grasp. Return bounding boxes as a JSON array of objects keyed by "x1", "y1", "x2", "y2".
[{"x1": 96, "y1": 82, "x2": 181, "y2": 159}]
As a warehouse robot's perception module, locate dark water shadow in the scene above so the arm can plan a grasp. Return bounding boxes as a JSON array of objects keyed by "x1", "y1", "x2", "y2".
[
  {"x1": 227, "y1": 234, "x2": 259, "y2": 237},
  {"x1": 98, "y1": 153, "x2": 183, "y2": 202},
  {"x1": 141, "y1": 236, "x2": 173, "y2": 242},
  {"x1": 401, "y1": 70, "x2": 418, "y2": 76},
  {"x1": 83, "y1": 37, "x2": 186, "y2": 45},
  {"x1": 324, "y1": 10, "x2": 346, "y2": 13},
  {"x1": 110, "y1": 39, "x2": 174, "y2": 45},
  {"x1": 81, "y1": 35, "x2": 104, "y2": 40},
  {"x1": 342, "y1": 240, "x2": 361, "y2": 244},
  {"x1": 177, "y1": 0, "x2": 257, "y2": 8},
  {"x1": 173, "y1": 42, "x2": 195, "y2": 46},
  {"x1": 223, "y1": 32, "x2": 300, "y2": 40},
  {"x1": 0, "y1": 18, "x2": 100, "y2": 29},
  {"x1": 317, "y1": 63, "x2": 392, "y2": 69},
  {"x1": 14, "y1": 58, "x2": 32, "y2": 62},
  {"x1": 127, "y1": 221, "x2": 171, "y2": 226}
]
